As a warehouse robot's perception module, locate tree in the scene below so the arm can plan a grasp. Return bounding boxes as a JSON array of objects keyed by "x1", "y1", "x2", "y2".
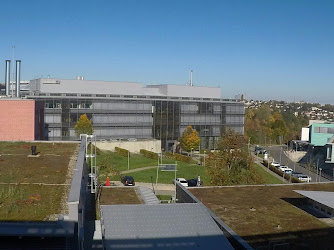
[
  {"x1": 180, "y1": 125, "x2": 200, "y2": 152},
  {"x1": 205, "y1": 129, "x2": 259, "y2": 185},
  {"x1": 74, "y1": 114, "x2": 94, "y2": 136}
]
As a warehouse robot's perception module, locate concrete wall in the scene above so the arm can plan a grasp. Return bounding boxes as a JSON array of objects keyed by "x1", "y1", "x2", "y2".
[
  {"x1": 96, "y1": 140, "x2": 161, "y2": 153},
  {"x1": 0, "y1": 99, "x2": 36, "y2": 141}
]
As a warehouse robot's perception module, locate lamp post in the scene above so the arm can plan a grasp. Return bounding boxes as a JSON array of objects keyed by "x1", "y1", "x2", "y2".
[
  {"x1": 319, "y1": 168, "x2": 322, "y2": 182},
  {"x1": 156, "y1": 153, "x2": 160, "y2": 187},
  {"x1": 280, "y1": 146, "x2": 282, "y2": 165},
  {"x1": 127, "y1": 151, "x2": 130, "y2": 170},
  {"x1": 316, "y1": 159, "x2": 319, "y2": 182}
]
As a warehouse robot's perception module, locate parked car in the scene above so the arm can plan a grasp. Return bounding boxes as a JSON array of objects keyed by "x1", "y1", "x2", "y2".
[
  {"x1": 121, "y1": 176, "x2": 135, "y2": 186},
  {"x1": 283, "y1": 169, "x2": 293, "y2": 175},
  {"x1": 271, "y1": 161, "x2": 280, "y2": 168},
  {"x1": 173, "y1": 178, "x2": 188, "y2": 187},
  {"x1": 255, "y1": 148, "x2": 267, "y2": 154},
  {"x1": 278, "y1": 166, "x2": 293, "y2": 172},
  {"x1": 187, "y1": 179, "x2": 203, "y2": 187},
  {"x1": 297, "y1": 175, "x2": 312, "y2": 182},
  {"x1": 291, "y1": 172, "x2": 303, "y2": 177}
]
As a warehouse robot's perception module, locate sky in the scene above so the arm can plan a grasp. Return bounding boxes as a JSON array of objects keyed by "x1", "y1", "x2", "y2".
[{"x1": 0, "y1": 0, "x2": 334, "y2": 104}]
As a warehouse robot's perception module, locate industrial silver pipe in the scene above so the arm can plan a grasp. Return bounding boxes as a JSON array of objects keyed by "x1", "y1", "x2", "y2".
[
  {"x1": 5, "y1": 60, "x2": 11, "y2": 96},
  {"x1": 15, "y1": 60, "x2": 21, "y2": 98}
]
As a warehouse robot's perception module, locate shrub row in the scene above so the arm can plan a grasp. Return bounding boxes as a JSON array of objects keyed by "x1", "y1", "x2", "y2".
[
  {"x1": 140, "y1": 149, "x2": 158, "y2": 160},
  {"x1": 164, "y1": 152, "x2": 197, "y2": 164},
  {"x1": 115, "y1": 147, "x2": 129, "y2": 157},
  {"x1": 263, "y1": 159, "x2": 301, "y2": 183}
]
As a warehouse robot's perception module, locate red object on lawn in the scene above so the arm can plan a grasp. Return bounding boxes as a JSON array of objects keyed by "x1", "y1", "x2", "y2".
[{"x1": 106, "y1": 177, "x2": 110, "y2": 186}]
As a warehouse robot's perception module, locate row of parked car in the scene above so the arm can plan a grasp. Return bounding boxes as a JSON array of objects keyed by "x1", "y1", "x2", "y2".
[
  {"x1": 173, "y1": 178, "x2": 203, "y2": 187},
  {"x1": 270, "y1": 161, "x2": 312, "y2": 182},
  {"x1": 120, "y1": 176, "x2": 204, "y2": 187}
]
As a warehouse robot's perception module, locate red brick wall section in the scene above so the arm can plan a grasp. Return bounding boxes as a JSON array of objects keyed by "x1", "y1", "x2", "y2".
[{"x1": 0, "y1": 100, "x2": 35, "y2": 141}]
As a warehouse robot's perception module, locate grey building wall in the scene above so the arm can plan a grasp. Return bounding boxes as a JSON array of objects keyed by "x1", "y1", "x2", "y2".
[
  {"x1": 30, "y1": 78, "x2": 221, "y2": 99},
  {"x1": 27, "y1": 78, "x2": 244, "y2": 148},
  {"x1": 146, "y1": 84, "x2": 221, "y2": 99},
  {"x1": 30, "y1": 78, "x2": 156, "y2": 96}
]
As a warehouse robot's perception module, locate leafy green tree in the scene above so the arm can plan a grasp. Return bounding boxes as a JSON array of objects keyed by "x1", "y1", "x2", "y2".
[
  {"x1": 205, "y1": 129, "x2": 259, "y2": 185},
  {"x1": 180, "y1": 125, "x2": 200, "y2": 152},
  {"x1": 74, "y1": 114, "x2": 94, "y2": 136}
]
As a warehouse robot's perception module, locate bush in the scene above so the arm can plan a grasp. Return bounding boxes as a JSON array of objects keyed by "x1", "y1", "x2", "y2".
[
  {"x1": 115, "y1": 147, "x2": 129, "y2": 157},
  {"x1": 164, "y1": 152, "x2": 197, "y2": 164},
  {"x1": 140, "y1": 149, "x2": 158, "y2": 160},
  {"x1": 263, "y1": 159, "x2": 301, "y2": 183}
]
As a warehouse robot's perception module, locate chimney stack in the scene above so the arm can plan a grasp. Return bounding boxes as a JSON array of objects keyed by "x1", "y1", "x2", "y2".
[
  {"x1": 15, "y1": 60, "x2": 21, "y2": 98},
  {"x1": 5, "y1": 60, "x2": 11, "y2": 96}
]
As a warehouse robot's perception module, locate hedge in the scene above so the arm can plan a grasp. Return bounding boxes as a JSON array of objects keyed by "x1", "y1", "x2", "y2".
[
  {"x1": 140, "y1": 149, "x2": 158, "y2": 160},
  {"x1": 115, "y1": 147, "x2": 129, "y2": 157},
  {"x1": 164, "y1": 152, "x2": 197, "y2": 164},
  {"x1": 263, "y1": 159, "x2": 301, "y2": 183}
]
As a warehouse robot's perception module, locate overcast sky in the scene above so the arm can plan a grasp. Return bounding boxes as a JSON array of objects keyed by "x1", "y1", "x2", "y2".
[{"x1": 1, "y1": 0, "x2": 333, "y2": 104}]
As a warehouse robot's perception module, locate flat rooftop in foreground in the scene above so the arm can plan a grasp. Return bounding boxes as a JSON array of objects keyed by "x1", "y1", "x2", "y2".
[
  {"x1": 100, "y1": 203, "x2": 233, "y2": 250},
  {"x1": 0, "y1": 141, "x2": 78, "y2": 221},
  {"x1": 190, "y1": 183, "x2": 334, "y2": 249}
]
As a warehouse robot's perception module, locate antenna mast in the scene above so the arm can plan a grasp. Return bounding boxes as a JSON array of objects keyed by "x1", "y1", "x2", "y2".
[{"x1": 189, "y1": 69, "x2": 193, "y2": 86}]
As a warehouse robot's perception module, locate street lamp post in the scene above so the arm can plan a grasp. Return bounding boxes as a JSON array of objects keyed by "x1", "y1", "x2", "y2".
[
  {"x1": 127, "y1": 151, "x2": 130, "y2": 170},
  {"x1": 280, "y1": 146, "x2": 282, "y2": 165},
  {"x1": 316, "y1": 159, "x2": 319, "y2": 182},
  {"x1": 319, "y1": 168, "x2": 322, "y2": 182}
]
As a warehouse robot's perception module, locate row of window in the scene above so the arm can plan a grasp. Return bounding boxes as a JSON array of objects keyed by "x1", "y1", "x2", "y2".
[{"x1": 314, "y1": 126, "x2": 334, "y2": 134}]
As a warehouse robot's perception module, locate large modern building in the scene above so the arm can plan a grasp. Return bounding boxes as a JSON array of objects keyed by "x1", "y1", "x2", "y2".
[
  {"x1": 1, "y1": 76, "x2": 245, "y2": 149},
  {"x1": 26, "y1": 77, "x2": 244, "y2": 150}
]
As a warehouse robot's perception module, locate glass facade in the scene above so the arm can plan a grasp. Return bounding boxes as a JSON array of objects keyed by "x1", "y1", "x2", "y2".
[{"x1": 32, "y1": 96, "x2": 245, "y2": 150}]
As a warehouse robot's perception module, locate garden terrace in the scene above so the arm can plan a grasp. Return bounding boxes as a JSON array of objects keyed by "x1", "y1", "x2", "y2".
[
  {"x1": 0, "y1": 141, "x2": 78, "y2": 221},
  {"x1": 190, "y1": 182, "x2": 334, "y2": 249},
  {"x1": 99, "y1": 187, "x2": 144, "y2": 205}
]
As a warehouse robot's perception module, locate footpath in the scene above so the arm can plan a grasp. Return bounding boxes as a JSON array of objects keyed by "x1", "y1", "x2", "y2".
[{"x1": 120, "y1": 166, "x2": 157, "y2": 174}]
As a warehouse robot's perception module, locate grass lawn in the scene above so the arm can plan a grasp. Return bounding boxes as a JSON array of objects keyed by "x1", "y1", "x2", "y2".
[
  {"x1": 97, "y1": 150, "x2": 178, "y2": 172},
  {"x1": 97, "y1": 150, "x2": 287, "y2": 186},
  {"x1": 107, "y1": 160, "x2": 208, "y2": 185},
  {"x1": 156, "y1": 195, "x2": 172, "y2": 200},
  {"x1": 253, "y1": 164, "x2": 283, "y2": 184},
  {"x1": 190, "y1": 183, "x2": 334, "y2": 248},
  {"x1": 97, "y1": 150, "x2": 207, "y2": 184}
]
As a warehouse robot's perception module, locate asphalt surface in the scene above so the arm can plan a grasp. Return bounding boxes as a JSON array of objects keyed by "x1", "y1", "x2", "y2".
[{"x1": 265, "y1": 146, "x2": 328, "y2": 182}]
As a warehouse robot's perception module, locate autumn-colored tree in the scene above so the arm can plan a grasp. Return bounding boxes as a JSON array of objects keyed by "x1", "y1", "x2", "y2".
[
  {"x1": 180, "y1": 125, "x2": 200, "y2": 152},
  {"x1": 74, "y1": 114, "x2": 94, "y2": 136},
  {"x1": 205, "y1": 129, "x2": 259, "y2": 185}
]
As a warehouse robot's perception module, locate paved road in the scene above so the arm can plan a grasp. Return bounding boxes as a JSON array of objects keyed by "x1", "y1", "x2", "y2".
[{"x1": 266, "y1": 146, "x2": 328, "y2": 182}]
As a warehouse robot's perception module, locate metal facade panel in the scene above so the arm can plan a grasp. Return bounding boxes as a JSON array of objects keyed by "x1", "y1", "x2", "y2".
[
  {"x1": 101, "y1": 203, "x2": 233, "y2": 249},
  {"x1": 295, "y1": 190, "x2": 334, "y2": 208}
]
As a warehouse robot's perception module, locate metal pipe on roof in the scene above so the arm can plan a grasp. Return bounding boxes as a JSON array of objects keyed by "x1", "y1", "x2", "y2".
[
  {"x1": 5, "y1": 60, "x2": 11, "y2": 96},
  {"x1": 15, "y1": 60, "x2": 21, "y2": 98}
]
